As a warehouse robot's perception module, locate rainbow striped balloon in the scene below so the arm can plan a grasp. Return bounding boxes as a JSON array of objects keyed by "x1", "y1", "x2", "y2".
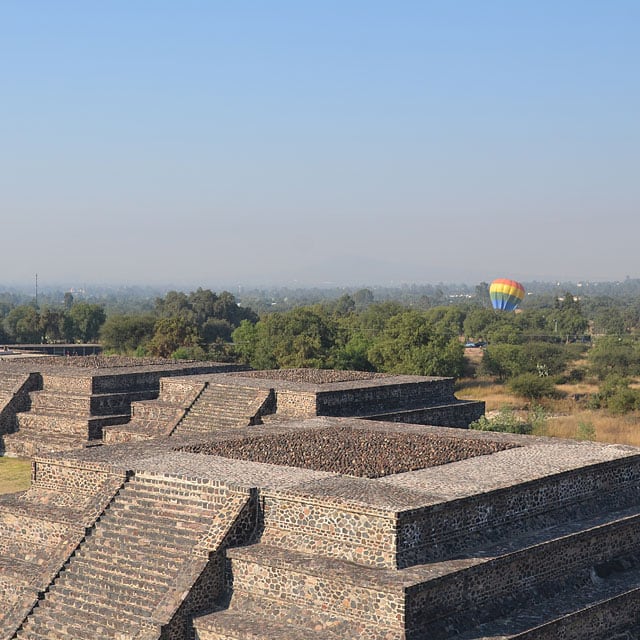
[{"x1": 489, "y1": 278, "x2": 525, "y2": 311}]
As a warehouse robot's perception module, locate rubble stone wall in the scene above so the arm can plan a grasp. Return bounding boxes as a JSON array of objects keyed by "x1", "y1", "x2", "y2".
[
  {"x1": 315, "y1": 379, "x2": 455, "y2": 416},
  {"x1": 397, "y1": 455, "x2": 640, "y2": 568}
]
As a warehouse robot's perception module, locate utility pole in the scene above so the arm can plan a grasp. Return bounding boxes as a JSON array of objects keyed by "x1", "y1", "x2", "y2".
[{"x1": 35, "y1": 273, "x2": 38, "y2": 308}]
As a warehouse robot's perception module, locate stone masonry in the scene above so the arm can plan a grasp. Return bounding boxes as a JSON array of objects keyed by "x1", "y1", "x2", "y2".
[{"x1": 0, "y1": 361, "x2": 639, "y2": 638}]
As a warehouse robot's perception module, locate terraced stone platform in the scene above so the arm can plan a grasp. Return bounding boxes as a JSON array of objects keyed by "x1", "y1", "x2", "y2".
[
  {"x1": 1, "y1": 416, "x2": 639, "y2": 639},
  {"x1": 0, "y1": 357, "x2": 247, "y2": 456}
]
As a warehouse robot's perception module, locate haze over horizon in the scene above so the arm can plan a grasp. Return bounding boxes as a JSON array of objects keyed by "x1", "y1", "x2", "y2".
[{"x1": 2, "y1": 2, "x2": 638, "y2": 287}]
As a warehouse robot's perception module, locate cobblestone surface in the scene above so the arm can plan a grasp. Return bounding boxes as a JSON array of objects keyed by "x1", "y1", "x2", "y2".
[{"x1": 176, "y1": 425, "x2": 516, "y2": 478}]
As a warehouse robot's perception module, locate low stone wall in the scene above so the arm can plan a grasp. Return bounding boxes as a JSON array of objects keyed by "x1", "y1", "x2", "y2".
[
  {"x1": 315, "y1": 378, "x2": 455, "y2": 416},
  {"x1": 91, "y1": 365, "x2": 242, "y2": 394},
  {"x1": 273, "y1": 390, "x2": 317, "y2": 418},
  {"x1": 367, "y1": 399, "x2": 485, "y2": 428},
  {"x1": 396, "y1": 455, "x2": 640, "y2": 567},
  {"x1": 0, "y1": 373, "x2": 39, "y2": 437},
  {"x1": 32, "y1": 457, "x2": 128, "y2": 498},
  {"x1": 406, "y1": 513, "x2": 640, "y2": 636},
  {"x1": 260, "y1": 490, "x2": 398, "y2": 567}
]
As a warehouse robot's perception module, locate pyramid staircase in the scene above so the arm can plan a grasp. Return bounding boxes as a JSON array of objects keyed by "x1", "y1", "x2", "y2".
[
  {"x1": 15, "y1": 472, "x2": 253, "y2": 640},
  {"x1": 4, "y1": 373, "x2": 157, "y2": 456},
  {"x1": 0, "y1": 457, "x2": 125, "y2": 640},
  {"x1": 194, "y1": 452, "x2": 640, "y2": 640},
  {"x1": 103, "y1": 378, "x2": 206, "y2": 443},
  {"x1": 171, "y1": 383, "x2": 274, "y2": 436}
]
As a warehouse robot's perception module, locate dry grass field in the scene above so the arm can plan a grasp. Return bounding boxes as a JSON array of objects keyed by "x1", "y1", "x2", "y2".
[
  {"x1": 457, "y1": 346, "x2": 640, "y2": 446},
  {"x1": 457, "y1": 377, "x2": 640, "y2": 447},
  {"x1": 0, "y1": 457, "x2": 31, "y2": 494}
]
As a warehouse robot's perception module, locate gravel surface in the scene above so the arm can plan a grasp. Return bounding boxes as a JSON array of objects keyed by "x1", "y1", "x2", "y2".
[{"x1": 178, "y1": 426, "x2": 518, "y2": 478}]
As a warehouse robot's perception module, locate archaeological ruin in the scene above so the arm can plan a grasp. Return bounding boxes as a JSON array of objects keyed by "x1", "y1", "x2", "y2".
[{"x1": 0, "y1": 356, "x2": 639, "y2": 638}]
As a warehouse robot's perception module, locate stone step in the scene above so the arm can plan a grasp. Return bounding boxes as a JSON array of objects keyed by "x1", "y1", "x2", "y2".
[
  {"x1": 16, "y1": 412, "x2": 130, "y2": 439},
  {"x1": 126, "y1": 474, "x2": 231, "y2": 503},
  {"x1": 69, "y1": 554, "x2": 176, "y2": 590},
  {"x1": 157, "y1": 379, "x2": 205, "y2": 405},
  {"x1": 193, "y1": 604, "x2": 366, "y2": 640},
  {"x1": 55, "y1": 557, "x2": 175, "y2": 596},
  {"x1": 16, "y1": 413, "x2": 91, "y2": 437},
  {"x1": 102, "y1": 423, "x2": 161, "y2": 443},
  {"x1": 17, "y1": 602, "x2": 149, "y2": 639},
  {"x1": 89, "y1": 523, "x2": 199, "y2": 554},
  {"x1": 2, "y1": 430, "x2": 96, "y2": 457},
  {"x1": 29, "y1": 389, "x2": 151, "y2": 417},
  {"x1": 404, "y1": 507, "x2": 640, "y2": 637},
  {"x1": 48, "y1": 580, "x2": 157, "y2": 616},
  {"x1": 105, "y1": 494, "x2": 220, "y2": 523},
  {"x1": 28, "y1": 391, "x2": 92, "y2": 415},
  {"x1": 226, "y1": 544, "x2": 405, "y2": 633},
  {"x1": 40, "y1": 374, "x2": 92, "y2": 394},
  {"x1": 172, "y1": 385, "x2": 271, "y2": 435},
  {"x1": 454, "y1": 562, "x2": 640, "y2": 639},
  {"x1": 74, "y1": 541, "x2": 186, "y2": 573},
  {"x1": 131, "y1": 399, "x2": 187, "y2": 421}
]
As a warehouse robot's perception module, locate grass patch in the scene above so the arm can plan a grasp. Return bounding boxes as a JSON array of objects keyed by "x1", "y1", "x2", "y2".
[
  {"x1": 0, "y1": 457, "x2": 31, "y2": 494},
  {"x1": 456, "y1": 378, "x2": 528, "y2": 411}
]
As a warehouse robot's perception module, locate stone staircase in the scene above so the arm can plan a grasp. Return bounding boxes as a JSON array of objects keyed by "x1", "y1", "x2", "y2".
[
  {"x1": 15, "y1": 472, "x2": 253, "y2": 640},
  {"x1": 171, "y1": 383, "x2": 273, "y2": 436},
  {"x1": 103, "y1": 378, "x2": 206, "y2": 443},
  {"x1": 194, "y1": 452, "x2": 640, "y2": 639},
  {"x1": 4, "y1": 374, "x2": 155, "y2": 456},
  {"x1": 0, "y1": 456, "x2": 125, "y2": 640}
]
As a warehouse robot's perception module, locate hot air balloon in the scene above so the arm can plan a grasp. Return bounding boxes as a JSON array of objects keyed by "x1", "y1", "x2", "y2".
[{"x1": 489, "y1": 278, "x2": 525, "y2": 311}]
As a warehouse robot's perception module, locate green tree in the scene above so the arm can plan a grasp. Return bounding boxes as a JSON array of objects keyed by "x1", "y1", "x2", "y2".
[
  {"x1": 3, "y1": 305, "x2": 40, "y2": 343},
  {"x1": 508, "y1": 373, "x2": 560, "y2": 399},
  {"x1": 548, "y1": 292, "x2": 588, "y2": 338},
  {"x1": 367, "y1": 310, "x2": 464, "y2": 377},
  {"x1": 588, "y1": 336, "x2": 640, "y2": 380},
  {"x1": 100, "y1": 314, "x2": 156, "y2": 353},
  {"x1": 232, "y1": 320, "x2": 277, "y2": 369},
  {"x1": 38, "y1": 307, "x2": 65, "y2": 343},
  {"x1": 146, "y1": 317, "x2": 202, "y2": 358},
  {"x1": 68, "y1": 303, "x2": 107, "y2": 342},
  {"x1": 480, "y1": 344, "x2": 524, "y2": 381}
]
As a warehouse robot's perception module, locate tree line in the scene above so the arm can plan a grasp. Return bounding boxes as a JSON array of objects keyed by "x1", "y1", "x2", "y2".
[{"x1": 5, "y1": 285, "x2": 640, "y2": 416}]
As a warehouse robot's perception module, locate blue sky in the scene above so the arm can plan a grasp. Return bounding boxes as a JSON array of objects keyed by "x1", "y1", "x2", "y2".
[{"x1": 1, "y1": 1, "x2": 638, "y2": 288}]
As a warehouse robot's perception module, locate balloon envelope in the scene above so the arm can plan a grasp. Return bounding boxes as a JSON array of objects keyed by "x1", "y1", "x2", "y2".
[{"x1": 489, "y1": 279, "x2": 525, "y2": 311}]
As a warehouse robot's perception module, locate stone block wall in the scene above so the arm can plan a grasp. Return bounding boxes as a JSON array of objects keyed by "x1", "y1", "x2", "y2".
[
  {"x1": 396, "y1": 455, "x2": 640, "y2": 568},
  {"x1": 260, "y1": 490, "x2": 397, "y2": 568},
  {"x1": 405, "y1": 513, "x2": 640, "y2": 636},
  {"x1": 315, "y1": 378, "x2": 455, "y2": 417},
  {"x1": 367, "y1": 400, "x2": 485, "y2": 428},
  {"x1": 272, "y1": 390, "x2": 317, "y2": 418},
  {"x1": 0, "y1": 373, "x2": 39, "y2": 437}
]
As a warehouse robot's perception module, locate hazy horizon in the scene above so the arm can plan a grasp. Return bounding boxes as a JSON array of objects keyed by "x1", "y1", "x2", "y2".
[{"x1": 2, "y1": 2, "x2": 638, "y2": 286}]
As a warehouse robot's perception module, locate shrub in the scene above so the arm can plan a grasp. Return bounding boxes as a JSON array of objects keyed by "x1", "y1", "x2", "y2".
[
  {"x1": 576, "y1": 420, "x2": 596, "y2": 440},
  {"x1": 508, "y1": 373, "x2": 561, "y2": 399},
  {"x1": 586, "y1": 374, "x2": 640, "y2": 414},
  {"x1": 470, "y1": 406, "x2": 532, "y2": 435}
]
